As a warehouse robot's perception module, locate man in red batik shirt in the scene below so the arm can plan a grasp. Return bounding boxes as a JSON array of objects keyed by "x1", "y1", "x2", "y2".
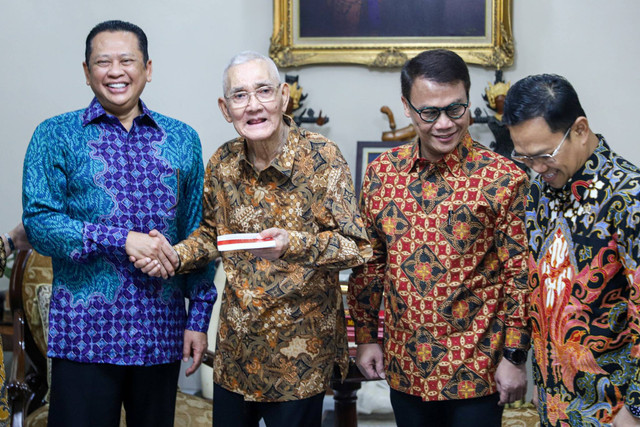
[{"x1": 348, "y1": 49, "x2": 531, "y2": 427}]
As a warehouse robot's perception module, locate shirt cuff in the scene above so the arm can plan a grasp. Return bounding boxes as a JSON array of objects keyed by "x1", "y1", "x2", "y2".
[
  {"x1": 504, "y1": 326, "x2": 531, "y2": 351},
  {"x1": 186, "y1": 300, "x2": 213, "y2": 332},
  {"x1": 280, "y1": 230, "x2": 306, "y2": 263},
  {"x1": 627, "y1": 403, "x2": 640, "y2": 418},
  {"x1": 354, "y1": 324, "x2": 379, "y2": 345},
  {"x1": 81, "y1": 222, "x2": 128, "y2": 258}
]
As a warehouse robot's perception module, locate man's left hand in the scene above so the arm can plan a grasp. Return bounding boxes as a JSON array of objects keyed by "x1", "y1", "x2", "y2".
[
  {"x1": 183, "y1": 330, "x2": 208, "y2": 376},
  {"x1": 9, "y1": 222, "x2": 32, "y2": 251},
  {"x1": 614, "y1": 406, "x2": 640, "y2": 426},
  {"x1": 246, "y1": 228, "x2": 289, "y2": 261},
  {"x1": 495, "y1": 357, "x2": 527, "y2": 405}
]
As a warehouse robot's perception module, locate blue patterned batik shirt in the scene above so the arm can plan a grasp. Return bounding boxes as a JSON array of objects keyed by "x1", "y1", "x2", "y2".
[
  {"x1": 527, "y1": 137, "x2": 640, "y2": 425},
  {"x1": 22, "y1": 98, "x2": 216, "y2": 366}
]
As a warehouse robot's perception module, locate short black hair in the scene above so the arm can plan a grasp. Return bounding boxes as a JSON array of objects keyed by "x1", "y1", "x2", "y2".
[
  {"x1": 85, "y1": 20, "x2": 149, "y2": 66},
  {"x1": 503, "y1": 74, "x2": 586, "y2": 133},
  {"x1": 401, "y1": 49, "x2": 470, "y2": 101}
]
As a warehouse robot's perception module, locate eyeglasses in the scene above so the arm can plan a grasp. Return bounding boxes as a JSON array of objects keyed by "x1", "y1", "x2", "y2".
[
  {"x1": 225, "y1": 83, "x2": 281, "y2": 109},
  {"x1": 511, "y1": 127, "x2": 571, "y2": 165},
  {"x1": 406, "y1": 98, "x2": 469, "y2": 123}
]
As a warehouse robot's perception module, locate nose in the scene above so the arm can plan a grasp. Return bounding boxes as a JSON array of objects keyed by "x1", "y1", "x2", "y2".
[
  {"x1": 529, "y1": 159, "x2": 549, "y2": 174},
  {"x1": 433, "y1": 111, "x2": 454, "y2": 129},
  {"x1": 107, "y1": 61, "x2": 125, "y2": 76},
  {"x1": 245, "y1": 92, "x2": 263, "y2": 110}
]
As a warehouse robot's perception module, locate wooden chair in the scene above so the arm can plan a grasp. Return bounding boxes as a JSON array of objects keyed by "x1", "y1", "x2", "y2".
[{"x1": 7, "y1": 249, "x2": 214, "y2": 427}]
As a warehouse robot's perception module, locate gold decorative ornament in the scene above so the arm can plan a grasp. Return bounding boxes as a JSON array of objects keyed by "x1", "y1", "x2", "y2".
[{"x1": 270, "y1": 0, "x2": 514, "y2": 68}]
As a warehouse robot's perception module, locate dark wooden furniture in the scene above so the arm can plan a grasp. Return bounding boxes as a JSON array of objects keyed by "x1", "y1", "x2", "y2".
[
  {"x1": 330, "y1": 358, "x2": 368, "y2": 427},
  {"x1": 328, "y1": 299, "x2": 385, "y2": 427}
]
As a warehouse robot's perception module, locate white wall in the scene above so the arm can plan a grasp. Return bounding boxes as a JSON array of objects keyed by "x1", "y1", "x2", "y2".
[
  {"x1": 1, "y1": 0, "x2": 639, "y2": 401},
  {"x1": 1, "y1": 0, "x2": 639, "y2": 238}
]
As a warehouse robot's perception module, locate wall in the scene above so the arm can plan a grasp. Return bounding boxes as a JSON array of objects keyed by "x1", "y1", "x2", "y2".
[{"x1": 2, "y1": 0, "x2": 640, "y2": 235}]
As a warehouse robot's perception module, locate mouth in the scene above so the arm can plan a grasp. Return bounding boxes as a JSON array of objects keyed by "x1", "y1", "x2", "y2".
[
  {"x1": 432, "y1": 132, "x2": 457, "y2": 143},
  {"x1": 107, "y1": 83, "x2": 128, "y2": 90},
  {"x1": 247, "y1": 118, "x2": 267, "y2": 126},
  {"x1": 541, "y1": 170, "x2": 558, "y2": 183}
]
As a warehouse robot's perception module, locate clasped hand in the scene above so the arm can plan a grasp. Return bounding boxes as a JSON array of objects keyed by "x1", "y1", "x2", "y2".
[
  {"x1": 128, "y1": 227, "x2": 290, "y2": 279},
  {"x1": 125, "y1": 230, "x2": 179, "y2": 279}
]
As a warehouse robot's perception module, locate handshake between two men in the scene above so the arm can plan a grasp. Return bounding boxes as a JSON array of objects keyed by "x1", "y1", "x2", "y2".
[
  {"x1": 124, "y1": 228, "x2": 292, "y2": 279},
  {"x1": 123, "y1": 227, "x2": 290, "y2": 377}
]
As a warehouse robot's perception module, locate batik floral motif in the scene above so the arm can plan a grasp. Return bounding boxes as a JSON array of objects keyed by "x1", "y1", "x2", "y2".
[{"x1": 528, "y1": 137, "x2": 640, "y2": 425}]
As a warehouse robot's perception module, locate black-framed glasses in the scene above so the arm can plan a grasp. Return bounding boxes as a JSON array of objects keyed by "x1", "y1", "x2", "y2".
[
  {"x1": 406, "y1": 98, "x2": 469, "y2": 123},
  {"x1": 511, "y1": 127, "x2": 571, "y2": 165},
  {"x1": 225, "y1": 83, "x2": 281, "y2": 109}
]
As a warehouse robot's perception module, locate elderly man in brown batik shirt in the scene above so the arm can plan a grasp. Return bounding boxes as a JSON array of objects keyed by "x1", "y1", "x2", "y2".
[{"x1": 138, "y1": 51, "x2": 371, "y2": 427}]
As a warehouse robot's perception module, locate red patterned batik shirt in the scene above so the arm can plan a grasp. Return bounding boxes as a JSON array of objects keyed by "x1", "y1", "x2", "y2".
[{"x1": 348, "y1": 133, "x2": 530, "y2": 401}]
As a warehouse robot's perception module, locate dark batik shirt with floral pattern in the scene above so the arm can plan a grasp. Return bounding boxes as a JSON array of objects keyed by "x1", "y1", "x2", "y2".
[
  {"x1": 174, "y1": 117, "x2": 371, "y2": 402},
  {"x1": 527, "y1": 136, "x2": 640, "y2": 426},
  {"x1": 348, "y1": 133, "x2": 530, "y2": 401},
  {"x1": 22, "y1": 98, "x2": 216, "y2": 366}
]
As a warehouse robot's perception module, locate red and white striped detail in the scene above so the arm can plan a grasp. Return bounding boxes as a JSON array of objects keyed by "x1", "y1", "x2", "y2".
[{"x1": 217, "y1": 233, "x2": 276, "y2": 252}]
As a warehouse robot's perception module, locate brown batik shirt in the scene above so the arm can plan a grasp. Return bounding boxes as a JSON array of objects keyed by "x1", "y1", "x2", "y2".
[{"x1": 174, "y1": 117, "x2": 372, "y2": 401}]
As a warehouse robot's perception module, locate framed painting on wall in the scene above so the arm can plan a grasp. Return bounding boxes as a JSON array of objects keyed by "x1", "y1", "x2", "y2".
[{"x1": 270, "y1": 0, "x2": 513, "y2": 68}]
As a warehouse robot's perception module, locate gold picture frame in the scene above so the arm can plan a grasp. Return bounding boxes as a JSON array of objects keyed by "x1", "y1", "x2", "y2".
[{"x1": 270, "y1": 0, "x2": 513, "y2": 69}]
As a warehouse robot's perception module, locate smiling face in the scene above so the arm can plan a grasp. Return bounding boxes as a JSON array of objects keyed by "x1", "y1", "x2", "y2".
[
  {"x1": 402, "y1": 78, "x2": 470, "y2": 162},
  {"x1": 218, "y1": 59, "x2": 289, "y2": 145},
  {"x1": 83, "y1": 30, "x2": 152, "y2": 122},
  {"x1": 508, "y1": 116, "x2": 589, "y2": 189}
]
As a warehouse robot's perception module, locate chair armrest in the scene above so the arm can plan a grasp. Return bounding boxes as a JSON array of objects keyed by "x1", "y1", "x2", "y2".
[
  {"x1": 202, "y1": 350, "x2": 215, "y2": 368},
  {"x1": 8, "y1": 309, "x2": 32, "y2": 427}
]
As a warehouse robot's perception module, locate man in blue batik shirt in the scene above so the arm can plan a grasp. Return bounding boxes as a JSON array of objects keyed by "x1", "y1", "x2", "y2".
[
  {"x1": 22, "y1": 20, "x2": 216, "y2": 427},
  {"x1": 504, "y1": 74, "x2": 640, "y2": 426}
]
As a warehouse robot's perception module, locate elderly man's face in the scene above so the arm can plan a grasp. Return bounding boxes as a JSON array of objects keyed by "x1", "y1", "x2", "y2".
[
  {"x1": 83, "y1": 31, "x2": 152, "y2": 119},
  {"x1": 219, "y1": 59, "x2": 289, "y2": 144}
]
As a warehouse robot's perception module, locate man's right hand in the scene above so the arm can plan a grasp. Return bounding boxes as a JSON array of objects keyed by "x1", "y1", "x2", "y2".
[
  {"x1": 356, "y1": 343, "x2": 385, "y2": 380},
  {"x1": 125, "y1": 230, "x2": 178, "y2": 279}
]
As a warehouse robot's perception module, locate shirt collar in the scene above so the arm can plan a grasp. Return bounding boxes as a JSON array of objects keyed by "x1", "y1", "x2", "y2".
[
  {"x1": 81, "y1": 97, "x2": 158, "y2": 128},
  {"x1": 542, "y1": 134, "x2": 609, "y2": 202},
  {"x1": 401, "y1": 132, "x2": 474, "y2": 175}
]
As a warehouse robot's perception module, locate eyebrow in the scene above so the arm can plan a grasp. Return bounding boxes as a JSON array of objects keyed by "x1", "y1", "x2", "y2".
[
  {"x1": 229, "y1": 81, "x2": 276, "y2": 93},
  {"x1": 93, "y1": 53, "x2": 138, "y2": 61},
  {"x1": 416, "y1": 98, "x2": 466, "y2": 109},
  {"x1": 523, "y1": 149, "x2": 548, "y2": 157}
]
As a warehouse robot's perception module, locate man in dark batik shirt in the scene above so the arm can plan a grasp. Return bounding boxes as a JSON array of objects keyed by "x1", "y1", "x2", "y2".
[{"x1": 504, "y1": 74, "x2": 640, "y2": 426}]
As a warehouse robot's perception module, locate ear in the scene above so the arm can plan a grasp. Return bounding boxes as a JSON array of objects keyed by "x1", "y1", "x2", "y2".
[
  {"x1": 401, "y1": 96, "x2": 411, "y2": 118},
  {"x1": 83, "y1": 62, "x2": 91, "y2": 85},
  {"x1": 572, "y1": 116, "x2": 589, "y2": 145},
  {"x1": 145, "y1": 59, "x2": 153, "y2": 83},
  {"x1": 218, "y1": 97, "x2": 233, "y2": 123},
  {"x1": 279, "y1": 83, "x2": 290, "y2": 113}
]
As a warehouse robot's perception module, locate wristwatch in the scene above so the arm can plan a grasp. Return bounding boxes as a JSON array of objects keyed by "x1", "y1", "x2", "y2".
[{"x1": 503, "y1": 348, "x2": 527, "y2": 365}]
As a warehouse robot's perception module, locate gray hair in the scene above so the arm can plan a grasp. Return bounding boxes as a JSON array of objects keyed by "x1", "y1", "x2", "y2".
[{"x1": 222, "y1": 51, "x2": 281, "y2": 95}]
